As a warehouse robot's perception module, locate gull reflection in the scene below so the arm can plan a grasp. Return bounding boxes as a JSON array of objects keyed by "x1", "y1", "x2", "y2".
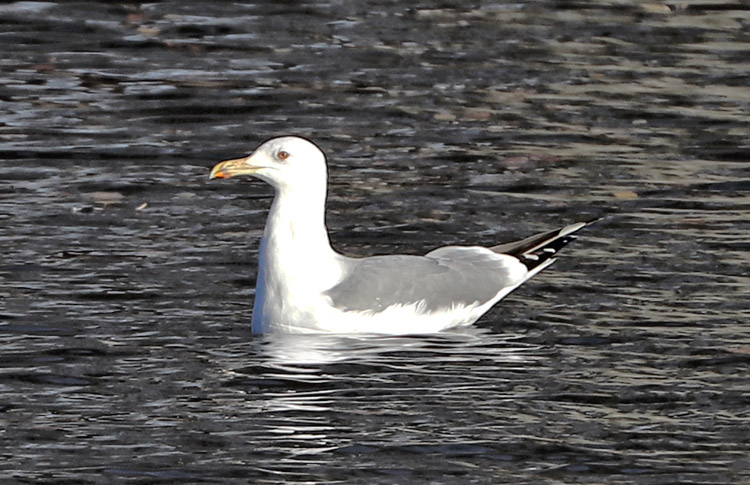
[{"x1": 256, "y1": 326, "x2": 543, "y2": 367}]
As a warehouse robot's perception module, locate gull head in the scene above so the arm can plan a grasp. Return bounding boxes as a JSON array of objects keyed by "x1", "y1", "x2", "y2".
[{"x1": 209, "y1": 136, "x2": 327, "y2": 192}]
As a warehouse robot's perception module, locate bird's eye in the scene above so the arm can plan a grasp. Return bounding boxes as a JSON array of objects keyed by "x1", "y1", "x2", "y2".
[{"x1": 277, "y1": 150, "x2": 290, "y2": 161}]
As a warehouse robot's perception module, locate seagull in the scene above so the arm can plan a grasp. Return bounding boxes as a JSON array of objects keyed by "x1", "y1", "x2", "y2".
[{"x1": 209, "y1": 136, "x2": 593, "y2": 334}]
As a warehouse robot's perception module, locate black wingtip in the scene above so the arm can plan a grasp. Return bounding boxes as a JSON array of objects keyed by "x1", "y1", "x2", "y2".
[
  {"x1": 516, "y1": 219, "x2": 594, "y2": 271},
  {"x1": 519, "y1": 234, "x2": 578, "y2": 271}
]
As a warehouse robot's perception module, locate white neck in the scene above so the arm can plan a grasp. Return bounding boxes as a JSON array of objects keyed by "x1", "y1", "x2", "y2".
[{"x1": 260, "y1": 183, "x2": 342, "y2": 294}]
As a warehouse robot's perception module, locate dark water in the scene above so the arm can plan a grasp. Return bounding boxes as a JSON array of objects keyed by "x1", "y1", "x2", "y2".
[{"x1": 2, "y1": 1, "x2": 749, "y2": 483}]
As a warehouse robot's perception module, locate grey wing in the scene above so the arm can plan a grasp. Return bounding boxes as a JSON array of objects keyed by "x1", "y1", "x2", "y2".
[{"x1": 324, "y1": 248, "x2": 525, "y2": 314}]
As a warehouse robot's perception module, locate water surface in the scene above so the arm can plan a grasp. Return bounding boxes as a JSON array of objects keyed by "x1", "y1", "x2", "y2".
[{"x1": 1, "y1": 1, "x2": 749, "y2": 483}]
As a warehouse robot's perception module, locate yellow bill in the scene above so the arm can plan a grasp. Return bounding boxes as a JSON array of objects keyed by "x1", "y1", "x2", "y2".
[{"x1": 209, "y1": 157, "x2": 253, "y2": 180}]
